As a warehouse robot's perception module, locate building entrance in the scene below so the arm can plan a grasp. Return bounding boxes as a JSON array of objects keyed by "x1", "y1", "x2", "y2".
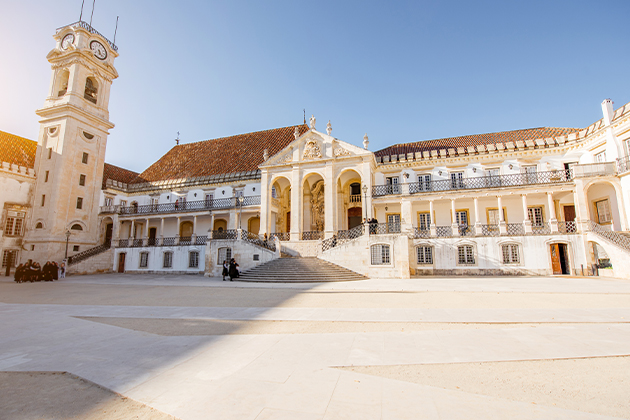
[{"x1": 550, "y1": 243, "x2": 569, "y2": 275}]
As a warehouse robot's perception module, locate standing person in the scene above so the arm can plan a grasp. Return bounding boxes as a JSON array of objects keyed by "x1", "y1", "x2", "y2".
[
  {"x1": 222, "y1": 260, "x2": 229, "y2": 281},
  {"x1": 59, "y1": 262, "x2": 66, "y2": 279},
  {"x1": 52, "y1": 261, "x2": 59, "y2": 280},
  {"x1": 228, "y1": 258, "x2": 239, "y2": 281},
  {"x1": 14, "y1": 264, "x2": 24, "y2": 283}
]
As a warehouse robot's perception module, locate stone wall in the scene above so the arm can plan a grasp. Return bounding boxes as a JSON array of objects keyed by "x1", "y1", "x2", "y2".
[
  {"x1": 206, "y1": 239, "x2": 278, "y2": 277},
  {"x1": 279, "y1": 240, "x2": 320, "y2": 257},
  {"x1": 67, "y1": 248, "x2": 114, "y2": 275}
]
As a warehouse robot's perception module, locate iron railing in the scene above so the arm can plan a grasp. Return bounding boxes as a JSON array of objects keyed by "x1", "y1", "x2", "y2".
[
  {"x1": 372, "y1": 170, "x2": 573, "y2": 197},
  {"x1": 435, "y1": 226, "x2": 452, "y2": 237},
  {"x1": 531, "y1": 223, "x2": 551, "y2": 235},
  {"x1": 162, "y1": 237, "x2": 177, "y2": 246},
  {"x1": 572, "y1": 162, "x2": 616, "y2": 177},
  {"x1": 618, "y1": 156, "x2": 630, "y2": 174},
  {"x1": 179, "y1": 236, "x2": 192, "y2": 246},
  {"x1": 67, "y1": 241, "x2": 111, "y2": 265},
  {"x1": 57, "y1": 21, "x2": 118, "y2": 52},
  {"x1": 107, "y1": 196, "x2": 262, "y2": 216},
  {"x1": 241, "y1": 230, "x2": 276, "y2": 251},
  {"x1": 587, "y1": 220, "x2": 630, "y2": 251},
  {"x1": 481, "y1": 224, "x2": 500, "y2": 236},
  {"x1": 302, "y1": 230, "x2": 324, "y2": 240},
  {"x1": 413, "y1": 228, "x2": 430, "y2": 238},
  {"x1": 269, "y1": 232, "x2": 290, "y2": 242},
  {"x1": 558, "y1": 221, "x2": 578, "y2": 234},
  {"x1": 459, "y1": 225, "x2": 474, "y2": 237},
  {"x1": 506, "y1": 223, "x2": 525, "y2": 236},
  {"x1": 371, "y1": 223, "x2": 401, "y2": 235},
  {"x1": 212, "y1": 229, "x2": 238, "y2": 240},
  {"x1": 195, "y1": 235, "x2": 208, "y2": 245},
  {"x1": 337, "y1": 224, "x2": 366, "y2": 240}
]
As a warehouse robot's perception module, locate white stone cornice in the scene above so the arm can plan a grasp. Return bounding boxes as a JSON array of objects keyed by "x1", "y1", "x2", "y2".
[{"x1": 36, "y1": 103, "x2": 115, "y2": 130}]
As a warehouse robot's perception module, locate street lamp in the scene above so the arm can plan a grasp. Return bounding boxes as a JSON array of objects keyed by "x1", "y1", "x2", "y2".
[
  {"x1": 362, "y1": 184, "x2": 368, "y2": 221},
  {"x1": 64, "y1": 230, "x2": 71, "y2": 260}
]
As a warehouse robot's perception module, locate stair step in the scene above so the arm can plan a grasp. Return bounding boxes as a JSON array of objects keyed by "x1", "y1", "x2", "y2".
[{"x1": 239, "y1": 257, "x2": 366, "y2": 283}]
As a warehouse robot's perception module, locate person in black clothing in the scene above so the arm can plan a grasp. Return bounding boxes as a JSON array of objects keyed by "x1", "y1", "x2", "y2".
[
  {"x1": 228, "y1": 258, "x2": 239, "y2": 281},
  {"x1": 52, "y1": 261, "x2": 59, "y2": 280},
  {"x1": 222, "y1": 260, "x2": 229, "y2": 281},
  {"x1": 14, "y1": 264, "x2": 24, "y2": 283}
]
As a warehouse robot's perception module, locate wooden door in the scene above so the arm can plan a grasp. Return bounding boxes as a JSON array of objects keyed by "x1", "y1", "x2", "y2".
[
  {"x1": 286, "y1": 211, "x2": 291, "y2": 232},
  {"x1": 563, "y1": 206, "x2": 576, "y2": 222},
  {"x1": 550, "y1": 244, "x2": 562, "y2": 274},
  {"x1": 348, "y1": 207, "x2": 362, "y2": 230},
  {"x1": 118, "y1": 253, "x2": 126, "y2": 273},
  {"x1": 105, "y1": 224, "x2": 113, "y2": 244}
]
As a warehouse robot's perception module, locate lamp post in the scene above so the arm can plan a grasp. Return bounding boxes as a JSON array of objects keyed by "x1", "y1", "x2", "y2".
[
  {"x1": 362, "y1": 185, "x2": 368, "y2": 221},
  {"x1": 64, "y1": 230, "x2": 71, "y2": 260}
]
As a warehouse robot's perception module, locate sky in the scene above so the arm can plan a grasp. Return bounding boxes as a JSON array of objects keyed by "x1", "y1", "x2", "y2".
[{"x1": 1, "y1": 0, "x2": 629, "y2": 173}]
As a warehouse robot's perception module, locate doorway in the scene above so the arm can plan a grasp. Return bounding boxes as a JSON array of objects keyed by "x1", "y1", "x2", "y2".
[
  {"x1": 105, "y1": 223, "x2": 113, "y2": 244},
  {"x1": 550, "y1": 243, "x2": 569, "y2": 275},
  {"x1": 117, "y1": 253, "x2": 126, "y2": 273},
  {"x1": 563, "y1": 205, "x2": 576, "y2": 221},
  {"x1": 148, "y1": 227, "x2": 157, "y2": 246},
  {"x1": 348, "y1": 207, "x2": 362, "y2": 230},
  {"x1": 286, "y1": 211, "x2": 291, "y2": 232}
]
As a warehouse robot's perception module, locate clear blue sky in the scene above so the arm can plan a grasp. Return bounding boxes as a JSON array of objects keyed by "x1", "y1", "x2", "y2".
[{"x1": 1, "y1": 0, "x2": 628, "y2": 173}]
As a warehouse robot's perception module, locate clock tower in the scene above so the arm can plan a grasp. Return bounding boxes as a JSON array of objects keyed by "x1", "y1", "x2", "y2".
[{"x1": 24, "y1": 21, "x2": 119, "y2": 264}]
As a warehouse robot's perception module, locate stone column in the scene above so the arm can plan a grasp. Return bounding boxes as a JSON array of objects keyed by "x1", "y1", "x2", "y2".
[
  {"x1": 401, "y1": 197, "x2": 413, "y2": 235},
  {"x1": 362, "y1": 160, "x2": 373, "y2": 219},
  {"x1": 145, "y1": 218, "x2": 150, "y2": 246},
  {"x1": 130, "y1": 219, "x2": 135, "y2": 239},
  {"x1": 192, "y1": 215, "x2": 197, "y2": 243},
  {"x1": 498, "y1": 196, "x2": 507, "y2": 235},
  {"x1": 260, "y1": 171, "x2": 269, "y2": 236},
  {"x1": 474, "y1": 198, "x2": 482, "y2": 235},
  {"x1": 451, "y1": 199, "x2": 459, "y2": 236},
  {"x1": 429, "y1": 200, "x2": 437, "y2": 237},
  {"x1": 573, "y1": 179, "x2": 590, "y2": 232},
  {"x1": 290, "y1": 168, "x2": 301, "y2": 241},
  {"x1": 548, "y1": 192, "x2": 558, "y2": 232},
  {"x1": 209, "y1": 213, "x2": 215, "y2": 239},
  {"x1": 522, "y1": 194, "x2": 532, "y2": 234},
  {"x1": 324, "y1": 164, "x2": 336, "y2": 239},
  {"x1": 160, "y1": 217, "x2": 164, "y2": 245},
  {"x1": 176, "y1": 216, "x2": 181, "y2": 245}
]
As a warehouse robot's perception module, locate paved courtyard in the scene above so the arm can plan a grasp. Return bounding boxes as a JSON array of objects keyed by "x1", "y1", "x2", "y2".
[{"x1": 0, "y1": 273, "x2": 629, "y2": 419}]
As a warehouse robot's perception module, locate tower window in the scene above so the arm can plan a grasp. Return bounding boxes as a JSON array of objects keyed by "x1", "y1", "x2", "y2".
[
  {"x1": 82, "y1": 152, "x2": 89, "y2": 164},
  {"x1": 45, "y1": 171, "x2": 49, "y2": 182},
  {"x1": 57, "y1": 69, "x2": 69, "y2": 97},
  {"x1": 41, "y1": 195, "x2": 46, "y2": 206},
  {"x1": 79, "y1": 174, "x2": 86, "y2": 186},
  {"x1": 71, "y1": 224, "x2": 83, "y2": 231},
  {"x1": 73, "y1": 245, "x2": 80, "y2": 252},
  {"x1": 76, "y1": 197, "x2": 83, "y2": 209},
  {"x1": 84, "y1": 77, "x2": 98, "y2": 104},
  {"x1": 48, "y1": 148, "x2": 52, "y2": 159},
  {"x1": 4, "y1": 214, "x2": 24, "y2": 237}
]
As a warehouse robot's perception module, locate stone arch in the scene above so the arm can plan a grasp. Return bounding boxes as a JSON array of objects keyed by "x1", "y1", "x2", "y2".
[
  {"x1": 585, "y1": 180, "x2": 623, "y2": 230},
  {"x1": 544, "y1": 238, "x2": 574, "y2": 275},
  {"x1": 248, "y1": 216, "x2": 260, "y2": 234},
  {"x1": 84, "y1": 76, "x2": 98, "y2": 104},
  {"x1": 303, "y1": 172, "x2": 325, "y2": 232},
  {"x1": 56, "y1": 69, "x2": 70, "y2": 97},
  {"x1": 99, "y1": 216, "x2": 114, "y2": 244},
  {"x1": 66, "y1": 220, "x2": 87, "y2": 232},
  {"x1": 179, "y1": 220, "x2": 193, "y2": 238},
  {"x1": 269, "y1": 175, "x2": 292, "y2": 234}
]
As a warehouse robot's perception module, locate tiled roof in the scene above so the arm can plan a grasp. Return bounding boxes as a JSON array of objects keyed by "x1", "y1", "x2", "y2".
[
  {"x1": 131, "y1": 124, "x2": 309, "y2": 183},
  {"x1": 102, "y1": 163, "x2": 140, "y2": 189},
  {"x1": 375, "y1": 127, "x2": 581, "y2": 157},
  {"x1": 0, "y1": 130, "x2": 37, "y2": 168}
]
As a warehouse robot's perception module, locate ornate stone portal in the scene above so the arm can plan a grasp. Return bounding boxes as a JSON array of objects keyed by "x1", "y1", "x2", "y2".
[
  {"x1": 303, "y1": 139, "x2": 322, "y2": 160},
  {"x1": 310, "y1": 181, "x2": 325, "y2": 231}
]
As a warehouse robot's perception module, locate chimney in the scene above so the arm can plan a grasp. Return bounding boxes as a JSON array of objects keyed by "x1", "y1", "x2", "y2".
[{"x1": 601, "y1": 99, "x2": 614, "y2": 126}]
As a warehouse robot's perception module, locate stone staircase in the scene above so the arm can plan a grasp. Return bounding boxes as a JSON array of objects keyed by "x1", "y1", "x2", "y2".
[{"x1": 238, "y1": 257, "x2": 367, "y2": 283}]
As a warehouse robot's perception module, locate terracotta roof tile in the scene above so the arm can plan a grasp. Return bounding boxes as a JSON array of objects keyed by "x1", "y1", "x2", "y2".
[
  {"x1": 375, "y1": 127, "x2": 581, "y2": 157},
  {"x1": 0, "y1": 130, "x2": 37, "y2": 168},
  {"x1": 102, "y1": 163, "x2": 140, "y2": 189},
  {"x1": 132, "y1": 124, "x2": 309, "y2": 183}
]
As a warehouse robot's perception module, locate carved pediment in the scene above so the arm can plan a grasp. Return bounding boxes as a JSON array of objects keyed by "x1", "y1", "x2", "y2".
[
  {"x1": 303, "y1": 138, "x2": 322, "y2": 160},
  {"x1": 333, "y1": 147, "x2": 351, "y2": 157}
]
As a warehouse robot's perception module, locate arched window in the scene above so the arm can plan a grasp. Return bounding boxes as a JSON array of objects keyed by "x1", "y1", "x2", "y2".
[
  {"x1": 180, "y1": 221, "x2": 194, "y2": 238},
  {"x1": 57, "y1": 69, "x2": 69, "y2": 97},
  {"x1": 189, "y1": 251, "x2": 199, "y2": 268},
  {"x1": 35, "y1": 222, "x2": 43, "y2": 229},
  {"x1": 71, "y1": 224, "x2": 83, "y2": 231},
  {"x1": 371, "y1": 244, "x2": 390, "y2": 265},
  {"x1": 350, "y1": 182, "x2": 361, "y2": 195},
  {"x1": 84, "y1": 77, "x2": 98, "y2": 104}
]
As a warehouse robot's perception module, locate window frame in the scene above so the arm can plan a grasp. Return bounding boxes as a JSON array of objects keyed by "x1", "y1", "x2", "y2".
[
  {"x1": 82, "y1": 152, "x2": 89, "y2": 164},
  {"x1": 417, "y1": 212, "x2": 431, "y2": 231},
  {"x1": 217, "y1": 247, "x2": 232, "y2": 265},
  {"x1": 416, "y1": 245, "x2": 433, "y2": 265},
  {"x1": 595, "y1": 199, "x2": 612, "y2": 224},
  {"x1": 139, "y1": 252, "x2": 149, "y2": 268},
  {"x1": 527, "y1": 206, "x2": 545, "y2": 227},
  {"x1": 79, "y1": 174, "x2": 86, "y2": 186},
  {"x1": 189, "y1": 251, "x2": 199, "y2": 268},
  {"x1": 457, "y1": 245, "x2": 475, "y2": 265},
  {"x1": 370, "y1": 244, "x2": 391, "y2": 265},
  {"x1": 76, "y1": 197, "x2": 83, "y2": 209},
  {"x1": 2, "y1": 250, "x2": 18, "y2": 268},
  {"x1": 501, "y1": 243, "x2": 521, "y2": 264},
  {"x1": 163, "y1": 251, "x2": 173, "y2": 268}
]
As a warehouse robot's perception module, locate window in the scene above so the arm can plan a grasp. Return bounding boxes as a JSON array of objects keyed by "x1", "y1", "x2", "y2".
[
  {"x1": 2, "y1": 250, "x2": 18, "y2": 268},
  {"x1": 528, "y1": 207, "x2": 544, "y2": 226},
  {"x1": 163, "y1": 252, "x2": 173, "y2": 268},
  {"x1": 595, "y1": 151, "x2": 606, "y2": 163},
  {"x1": 189, "y1": 251, "x2": 199, "y2": 268},
  {"x1": 35, "y1": 222, "x2": 43, "y2": 229},
  {"x1": 371, "y1": 244, "x2": 390, "y2": 265},
  {"x1": 84, "y1": 77, "x2": 98, "y2": 104},
  {"x1": 458, "y1": 245, "x2": 475, "y2": 265},
  {"x1": 271, "y1": 187, "x2": 277, "y2": 199},
  {"x1": 253, "y1": 254, "x2": 260, "y2": 261},
  {"x1": 48, "y1": 148, "x2": 52, "y2": 159},
  {"x1": 4, "y1": 212, "x2": 25, "y2": 236},
  {"x1": 70, "y1": 224, "x2": 83, "y2": 231},
  {"x1": 79, "y1": 174, "x2": 86, "y2": 186},
  {"x1": 73, "y1": 245, "x2": 80, "y2": 252},
  {"x1": 82, "y1": 152, "x2": 89, "y2": 164},
  {"x1": 45, "y1": 171, "x2": 49, "y2": 182},
  {"x1": 487, "y1": 168, "x2": 500, "y2": 187},
  {"x1": 217, "y1": 247, "x2": 232, "y2": 265},
  {"x1": 524, "y1": 166, "x2": 538, "y2": 184},
  {"x1": 139, "y1": 252, "x2": 149, "y2": 268},
  {"x1": 57, "y1": 69, "x2": 69, "y2": 96},
  {"x1": 387, "y1": 214, "x2": 401, "y2": 232},
  {"x1": 417, "y1": 246, "x2": 433, "y2": 264},
  {"x1": 450, "y1": 172, "x2": 464, "y2": 189},
  {"x1": 104, "y1": 197, "x2": 113, "y2": 206},
  {"x1": 455, "y1": 210, "x2": 468, "y2": 227},
  {"x1": 418, "y1": 174, "x2": 431, "y2": 191},
  {"x1": 76, "y1": 197, "x2": 83, "y2": 209},
  {"x1": 418, "y1": 212, "x2": 431, "y2": 231},
  {"x1": 205, "y1": 194, "x2": 213, "y2": 207},
  {"x1": 595, "y1": 199, "x2": 612, "y2": 224},
  {"x1": 120, "y1": 200, "x2": 127, "y2": 207},
  {"x1": 502, "y1": 244, "x2": 520, "y2": 264},
  {"x1": 386, "y1": 177, "x2": 400, "y2": 194},
  {"x1": 41, "y1": 195, "x2": 46, "y2": 206},
  {"x1": 487, "y1": 208, "x2": 507, "y2": 225}
]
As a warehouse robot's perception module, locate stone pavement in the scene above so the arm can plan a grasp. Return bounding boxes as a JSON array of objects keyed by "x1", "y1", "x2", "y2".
[{"x1": 0, "y1": 273, "x2": 629, "y2": 419}]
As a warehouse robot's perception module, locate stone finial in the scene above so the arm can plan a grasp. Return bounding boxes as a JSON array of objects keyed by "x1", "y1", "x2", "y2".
[
  {"x1": 363, "y1": 133, "x2": 369, "y2": 150},
  {"x1": 294, "y1": 126, "x2": 299, "y2": 139},
  {"x1": 263, "y1": 148, "x2": 269, "y2": 161},
  {"x1": 309, "y1": 114, "x2": 316, "y2": 130},
  {"x1": 326, "y1": 120, "x2": 332, "y2": 136}
]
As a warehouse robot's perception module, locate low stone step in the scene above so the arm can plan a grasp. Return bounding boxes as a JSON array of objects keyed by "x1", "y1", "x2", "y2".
[{"x1": 239, "y1": 257, "x2": 366, "y2": 283}]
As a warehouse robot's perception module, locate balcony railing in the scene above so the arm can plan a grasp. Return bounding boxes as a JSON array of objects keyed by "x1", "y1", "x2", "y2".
[
  {"x1": 302, "y1": 230, "x2": 324, "y2": 240},
  {"x1": 436, "y1": 226, "x2": 452, "y2": 237},
  {"x1": 212, "y1": 229, "x2": 238, "y2": 240},
  {"x1": 572, "y1": 162, "x2": 616, "y2": 178},
  {"x1": 506, "y1": 223, "x2": 525, "y2": 236},
  {"x1": 531, "y1": 223, "x2": 551, "y2": 235},
  {"x1": 481, "y1": 224, "x2": 500, "y2": 236},
  {"x1": 618, "y1": 156, "x2": 630, "y2": 174},
  {"x1": 413, "y1": 227, "x2": 430, "y2": 238},
  {"x1": 101, "y1": 196, "x2": 262, "y2": 216},
  {"x1": 373, "y1": 170, "x2": 573, "y2": 197},
  {"x1": 557, "y1": 221, "x2": 577, "y2": 234},
  {"x1": 270, "y1": 232, "x2": 290, "y2": 241},
  {"x1": 349, "y1": 194, "x2": 362, "y2": 203},
  {"x1": 369, "y1": 222, "x2": 401, "y2": 235}
]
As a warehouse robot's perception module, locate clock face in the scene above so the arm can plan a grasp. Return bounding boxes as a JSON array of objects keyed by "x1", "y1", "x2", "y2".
[
  {"x1": 90, "y1": 40, "x2": 107, "y2": 60},
  {"x1": 61, "y1": 33, "x2": 75, "y2": 50}
]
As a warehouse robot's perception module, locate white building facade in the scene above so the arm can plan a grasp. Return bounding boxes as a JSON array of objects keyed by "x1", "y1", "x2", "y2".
[{"x1": 2, "y1": 21, "x2": 630, "y2": 280}]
